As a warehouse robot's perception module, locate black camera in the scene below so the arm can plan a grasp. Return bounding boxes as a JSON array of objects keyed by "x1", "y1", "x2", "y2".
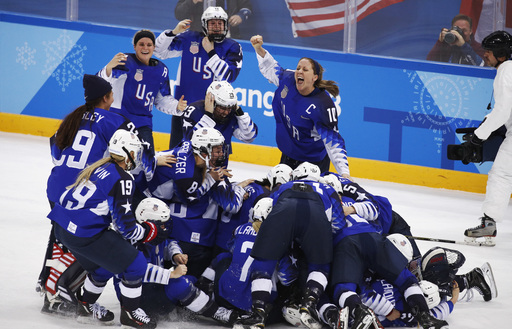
[
  {"x1": 444, "y1": 26, "x2": 464, "y2": 44},
  {"x1": 447, "y1": 126, "x2": 506, "y2": 165}
]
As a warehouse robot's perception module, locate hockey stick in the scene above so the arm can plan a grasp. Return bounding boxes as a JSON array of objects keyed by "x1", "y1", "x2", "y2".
[{"x1": 405, "y1": 235, "x2": 495, "y2": 247}]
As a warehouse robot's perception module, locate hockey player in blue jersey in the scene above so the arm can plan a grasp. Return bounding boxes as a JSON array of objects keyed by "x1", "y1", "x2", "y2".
[
  {"x1": 48, "y1": 130, "x2": 169, "y2": 328},
  {"x1": 328, "y1": 182, "x2": 449, "y2": 329},
  {"x1": 147, "y1": 127, "x2": 249, "y2": 278},
  {"x1": 198, "y1": 198, "x2": 298, "y2": 324},
  {"x1": 99, "y1": 29, "x2": 187, "y2": 154},
  {"x1": 322, "y1": 172, "x2": 423, "y2": 265},
  {"x1": 250, "y1": 35, "x2": 350, "y2": 177},
  {"x1": 39, "y1": 74, "x2": 175, "y2": 316},
  {"x1": 235, "y1": 163, "x2": 344, "y2": 329},
  {"x1": 147, "y1": 127, "x2": 230, "y2": 206},
  {"x1": 131, "y1": 197, "x2": 239, "y2": 326},
  {"x1": 155, "y1": 6, "x2": 244, "y2": 148},
  {"x1": 181, "y1": 80, "x2": 258, "y2": 166},
  {"x1": 214, "y1": 163, "x2": 292, "y2": 257}
]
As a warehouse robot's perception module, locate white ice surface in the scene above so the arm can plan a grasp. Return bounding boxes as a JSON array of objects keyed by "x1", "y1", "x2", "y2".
[{"x1": 0, "y1": 131, "x2": 510, "y2": 328}]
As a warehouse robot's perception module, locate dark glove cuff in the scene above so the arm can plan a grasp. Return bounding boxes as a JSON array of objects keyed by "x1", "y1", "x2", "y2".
[{"x1": 235, "y1": 106, "x2": 244, "y2": 116}]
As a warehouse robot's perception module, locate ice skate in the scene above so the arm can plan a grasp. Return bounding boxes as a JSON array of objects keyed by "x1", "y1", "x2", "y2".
[
  {"x1": 212, "y1": 307, "x2": 238, "y2": 325},
  {"x1": 335, "y1": 306, "x2": 349, "y2": 329},
  {"x1": 351, "y1": 304, "x2": 384, "y2": 329},
  {"x1": 76, "y1": 300, "x2": 115, "y2": 325},
  {"x1": 41, "y1": 291, "x2": 76, "y2": 317},
  {"x1": 479, "y1": 262, "x2": 498, "y2": 300},
  {"x1": 414, "y1": 309, "x2": 448, "y2": 329},
  {"x1": 120, "y1": 307, "x2": 156, "y2": 329},
  {"x1": 233, "y1": 307, "x2": 267, "y2": 329},
  {"x1": 299, "y1": 298, "x2": 322, "y2": 329},
  {"x1": 282, "y1": 304, "x2": 304, "y2": 327},
  {"x1": 464, "y1": 215, "x2": 496, "y2": 246},
  {"x1": 465, "y1": 267, "x2": 492, "y2": 301}
]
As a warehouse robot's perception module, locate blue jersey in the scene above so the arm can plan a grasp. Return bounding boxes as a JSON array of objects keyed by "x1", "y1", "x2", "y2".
[
  {"x1": 327, "y1": 172, "x2": 394, "y2": 234},
  {"x1": 272, "y1": 180, "x2": 344, "y2": 232},
  {"x1": 182, "y1": 100, "x2": 258, "y2": 164},
  {"x1": 99, "y1": 54, "x2": 180, "y2": 129},
  {"x1": 154, "y1": 30, "x2": 243, "y2": 103},
  {"x1": 46, "y1": 108, "x2": 133, "y2": 204},
  {"x1": 362, "y1": 279, "x2": 454, "y2": 327},
  {"x1": 169, "y1": 180, "x2": 245, "y2": 247},
  {"x1": 148, "y1": 141, "x2": 211, "y2": 204},
  {"x1": 333, "y1": 196, "x2": 379, "y2": 245},
  {"x1": 217, "y1": 222, "x2": 288, "y2": 312},
  {"x1": 255, "y1": 51, "x2": 349, "y2": 175},
  {"x1": 48, "y1": 162, "x2": 144, "y2": 241},
  {"x1": 216, "y1": 182, "x2": 268, "y2": 251}
]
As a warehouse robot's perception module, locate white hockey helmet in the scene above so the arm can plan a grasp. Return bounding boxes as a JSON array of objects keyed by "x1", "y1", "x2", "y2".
[
  {"x1": 201, "y1": 6, "x2": 228, "y2": 42},
  {"x1": 266, "y1": 164, "x2": 293, "y2": 190},
  {"x1": 135, "y1": 197, "x2": 170, "y2": 223},
  {"x1": 419, "y1": 280, "x2": 441, "y2": 309},
  {"x1": 207, "y1": 81, "x2": 238, "y2": 108},
  {"x1": 292, "y1": 162, "x2": 321, "y2": 182},
  {"x1": 322, "y1": 173, "x2": 343, "y2": 194},
  {"x1": 250, "y1": 197, "x2": 274, "y2": 222},
  {"x1": 108, "y1": 129, "x2": 142, "y2": 171},
  {"x1": 191, "y1": 127, "x2": 225, "y2": 168},
  {"x1": 387, "y1": 233, "x2": 414, "y2": 263}
]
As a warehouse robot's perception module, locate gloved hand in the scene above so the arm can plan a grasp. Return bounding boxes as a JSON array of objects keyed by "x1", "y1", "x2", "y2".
[
  {"x1": 141, "y1": 221, "x2": 168, "y2": 246},
  {"x1": 470, "y1": 133, "x2": 483, "y2": 146},
  {"x1": 235, "y1": 106, "x2": 244, "y2": 116}
]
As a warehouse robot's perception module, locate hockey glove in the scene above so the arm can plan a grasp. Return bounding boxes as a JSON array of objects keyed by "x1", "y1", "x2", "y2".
[
  {"x1": 235, "y1": 106, "x2": 244, "y2": 116},
  {"x1": 141, "y1": 221, "x2": 168, "y2": 246}
]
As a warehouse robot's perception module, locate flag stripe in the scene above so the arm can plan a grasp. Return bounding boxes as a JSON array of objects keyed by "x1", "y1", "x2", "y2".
[
  {"x1": 288, "y1": 0, "x2": 344, "y2": 10},
  {"x1": 286, "y1": 0, "x2": 404, "y2": 37}
]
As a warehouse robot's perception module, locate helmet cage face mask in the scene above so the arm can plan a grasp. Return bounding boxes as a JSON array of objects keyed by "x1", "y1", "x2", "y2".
[
  {"x1": 207, "y1": 81, "x2": 237, "y2": 123},
  {"x1": 109, "y1": 130, "x2": 142, "y2": 171},
  {"x1": 191, "y1": 128, "x2": 226, "y2": 168},
  {"x1": 201, "y1": 6, "x2": 228, "y2": 42}
]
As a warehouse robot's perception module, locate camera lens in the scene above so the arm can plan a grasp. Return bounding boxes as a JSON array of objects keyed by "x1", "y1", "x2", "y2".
[{"x1": 444, "y1": 32, "x2": 456, "y2": 44}]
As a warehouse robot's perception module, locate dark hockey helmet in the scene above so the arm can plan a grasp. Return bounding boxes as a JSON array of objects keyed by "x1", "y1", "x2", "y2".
[{"x1": 482, "y1": 30, "x2": 512, "y2": 59}]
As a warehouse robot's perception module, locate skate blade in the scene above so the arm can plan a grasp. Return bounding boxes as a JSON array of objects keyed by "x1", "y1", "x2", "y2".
[
  {"x1": 481, "y1": 262, "x2": 498, "y2": 299},
  {"x1": 300, "y1": 312, "x2": 322, "y2": 329},
  {"x1": 464, "y1": 236, "x2": 496, "y2": 246},
  {"x1": 77, "y1": 316, "x2": 115, "y2": 326}
]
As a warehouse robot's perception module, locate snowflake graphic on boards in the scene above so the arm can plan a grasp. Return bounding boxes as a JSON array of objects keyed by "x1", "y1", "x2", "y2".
[
  {"x1": 42, "y1": 31, "x2": 87, "y2": 91},
  {"x1": 16, "y1": 42, "x2": 36, "y2": 70}
]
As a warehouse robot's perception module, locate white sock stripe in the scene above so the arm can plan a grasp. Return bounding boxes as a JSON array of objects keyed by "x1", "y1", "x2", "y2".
[
  {"x1": 252, "y1": 278, "x2": 273, "y2": 293},
  {"x1": 119, "y1": 282, "x2": 142, "y2": 299},
  {"x1": 201, "y1": 267, "x2": 215, "y2": 281},
  {"x1": 186, "y1": 290, "x2": 209, "y2": 313},
  {"x1": 404, "y1": 284, "x2": 423, "y2": 299},
  {"x1": 84, "y1": 276, "x2": 105, "y2": 295},
  {"x1": 338, "y1": 291, "x2": 357, "y2": 308},
  {"x1": 307, "y1": 271, "x2": 328, "y2": 289}
]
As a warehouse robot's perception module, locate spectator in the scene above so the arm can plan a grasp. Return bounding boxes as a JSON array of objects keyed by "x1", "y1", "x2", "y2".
[
  {"x1": 426, "y1": 14, "x2": 485, "y2": 66},
  {"x1": 175, "y1": 0, "x2": 253, "y2": 39},
  {"x1": 155, "y1": 7, "x2": 243, "y2": 149}
]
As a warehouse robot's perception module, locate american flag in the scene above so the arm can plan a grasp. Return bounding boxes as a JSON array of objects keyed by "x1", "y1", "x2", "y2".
[{"x1": 285, "y1": 0, "x2": 404, "y2": 37}]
